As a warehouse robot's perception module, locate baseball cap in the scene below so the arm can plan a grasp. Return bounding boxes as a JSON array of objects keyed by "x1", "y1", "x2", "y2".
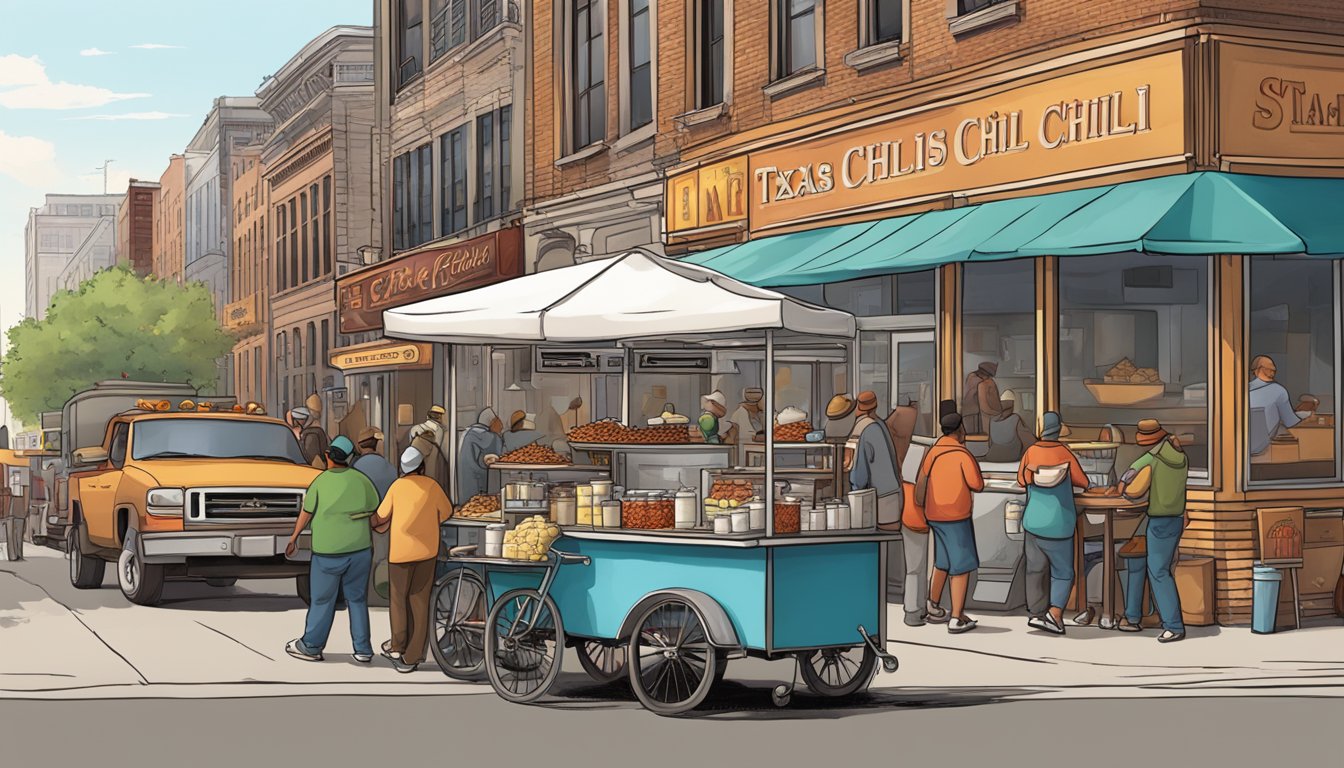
[{"x1": 328, "y1": 435, "x2": 355, "y2": 462}]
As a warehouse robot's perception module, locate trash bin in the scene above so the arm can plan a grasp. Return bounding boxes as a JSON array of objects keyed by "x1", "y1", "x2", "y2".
[{"x1": 1252, "y1": 565, "x2": 1283, "y2": 634}]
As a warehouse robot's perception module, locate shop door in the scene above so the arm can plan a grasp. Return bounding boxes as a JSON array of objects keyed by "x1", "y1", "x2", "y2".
[{"x1": 892, "y1": 331, "x2": 936, "y2": 438}]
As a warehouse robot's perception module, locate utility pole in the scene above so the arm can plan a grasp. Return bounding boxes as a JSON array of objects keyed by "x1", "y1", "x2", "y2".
[{"x1": 94, "y1": 159, "x2": 115, "y2": 194}]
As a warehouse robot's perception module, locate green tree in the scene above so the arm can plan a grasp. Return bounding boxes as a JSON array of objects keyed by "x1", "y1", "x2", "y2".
[{"x1": 0, "y1": 268, "x2": 234, "y2": 424}]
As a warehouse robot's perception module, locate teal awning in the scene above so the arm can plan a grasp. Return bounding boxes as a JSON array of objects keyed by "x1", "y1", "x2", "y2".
[{"x1": 683, "y1": 173, "x2": 1344, "y2": 287}]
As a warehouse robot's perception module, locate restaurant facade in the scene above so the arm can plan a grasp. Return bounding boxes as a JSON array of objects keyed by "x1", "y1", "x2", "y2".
[{"x1": 664, "y1": 24, "x2": 1344, "y2": 625}]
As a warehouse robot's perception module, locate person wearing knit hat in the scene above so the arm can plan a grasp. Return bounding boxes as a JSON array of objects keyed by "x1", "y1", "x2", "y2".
[
  {"x1": 456, "y1": 407, "x2": 505, "y2": 501},
  {"x1": 1016, "y1": 411, "x2": 1088, "y2": 636},
  {"x1": 368, "y1": 445, "x2": 454, "y2": 673},
  {"x1": 285, "y1": 434, "x2": 380, "y2": 665},
  {"x1": 1118, "y1": 417, "x2": 1189, "y2": 642},
  {"x1": 961, "y1": 361, "x2": 1003, "y2": 435},
  {"x1": 919, "y1": 409, "x2": 984, "y2": 634}
]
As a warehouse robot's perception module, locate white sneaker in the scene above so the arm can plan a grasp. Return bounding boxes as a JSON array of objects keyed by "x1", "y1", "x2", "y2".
[
  {"x1": 285, "y1": 639, "x2": 324, "y2": 662},
  {"x1": 948, "y1": 616, "x2": 978, "y2": 634},
  {"x1": 925, "y1": 602, "x2": 950, "y2": 624},
  {"x1": 353, "y1": 653, "x2": 373, "y2": 663}
]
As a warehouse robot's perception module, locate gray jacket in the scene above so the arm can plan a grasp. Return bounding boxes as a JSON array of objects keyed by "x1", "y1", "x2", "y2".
[
  {"x1": 457, "y1": 424, "x2": 503, "y2": 500},
  {"x1": 849, "y1": 419, "x2": 903, "y2": 497}
]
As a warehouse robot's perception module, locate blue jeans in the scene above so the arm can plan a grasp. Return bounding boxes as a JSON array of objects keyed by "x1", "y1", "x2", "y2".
[
  {"x1": 1025, "y1": 533, "x2": 1075, "y2": 614},
  {"x1": 301, "y1": 549, "x2": 373, "y2": 656},
  {"x1": 1125, "y1": 516, "x2": 1185, "y2": 634}
]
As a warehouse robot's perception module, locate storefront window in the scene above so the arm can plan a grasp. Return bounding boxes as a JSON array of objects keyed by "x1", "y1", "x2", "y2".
[
  {"x1": 962, "y1": 260, "x2": 1035, "y2": 465},
  {"x1": 482, "y1": 347, "x2": 618, "y2": 456},
  {"x1": 1060, "y1": 254, "x2": 1210, "y2": 480},
  {"x1": 1248, "y1": 257, "x2": 1338, "y2": 483}
]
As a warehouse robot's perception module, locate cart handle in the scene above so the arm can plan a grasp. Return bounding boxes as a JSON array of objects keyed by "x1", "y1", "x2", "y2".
[
  {"x1": 449, "y1": 545, "x2": 478, "y2": 558},
  {"x1": 553, "y1": 551, "x2": 591, "y2": 567}
]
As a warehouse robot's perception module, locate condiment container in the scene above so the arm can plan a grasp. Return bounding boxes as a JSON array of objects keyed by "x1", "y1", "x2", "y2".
[
  {"x1": 800, "y1": 507, "x2": 812, "y2": 531},
  {"x1": 774, "y1": 498, "x2": 802, "y2": 534},
  {"x1": 810, "y1": 510, "x2": 827, "y2": 531},
  {"x1": 590, "y1": 480, "x2": 613, "y2": 500},
  {"x1": 577, "y1": 499, "x2": 594, "y2": 526},
  {"x1": 714, "y1": 515, "x2": 732, "y2": 534},
  {"x1": 674, "y1": 488, "x2": 698, "y2": 529},
  {"x1": 600, "y1": 500, "x2": 622, "y2": 528},
  {"x1": 731, "y1": 510, "x2": 749, "y2": 533},
  {"x1": 1004, "y1": 499, "x2": 1024, "y2": 536},
  {"x1": 747, "y1": 500, "x2": 765, "y2": 530},
  {"x1": 826, "y1": 501, "x2": 842, "y2": 531},
  {"x1": 484, "y1": 524, "x2": 505, "y2": 558},
  {"x1": 835, "y1": 502, "x2": 852, "y2": 531},
  {"x1": 551, "y1": 486, "x2": 576, "y2": 526}
]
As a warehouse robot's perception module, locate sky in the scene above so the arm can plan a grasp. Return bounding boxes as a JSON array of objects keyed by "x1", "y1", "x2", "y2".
[{"x1": 0, "y1": 0, "x2": 373, "y2": 434}]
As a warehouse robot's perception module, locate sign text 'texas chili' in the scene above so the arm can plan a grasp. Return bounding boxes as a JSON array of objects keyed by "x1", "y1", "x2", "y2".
[{"x1": 336, "y1": 227, "x2": 523, "y2": 334}]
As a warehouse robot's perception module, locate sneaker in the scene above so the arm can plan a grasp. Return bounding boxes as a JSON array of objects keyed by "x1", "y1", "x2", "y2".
[
  {"x1": 925, "y1": 602, "x2": 950, "y2": 624},
  {"x1": 381, "y1": 639, "x2": 394, "y2": 654},
  {"x1": 1117, "y1": 619, "x2": 1143, "y2": 633},
  {"x1": 1157, "y1": 630, "x2": 1186, "y2": 643},
  {"x1": 903, "y1": 613, "x2": 926, "y2": 627},
  {"x1": 353, "y1": 653, "x2": 373, "y2": 663},
  {"x1": 1041, "y1": 614, "x2": 1066, "y2": 635},
  {"x1": 285, "y1": 639, "x2": 324, "y2": 662},
  {"x1": 393, "y1": 658, "x2": 419, "y2": 673},
  {"x1": 1027, "y1": 616, "x2": 1053, "y2": 633},
  {"x1": 948, "y1": 616, "x2": 978, "y2": 634}
]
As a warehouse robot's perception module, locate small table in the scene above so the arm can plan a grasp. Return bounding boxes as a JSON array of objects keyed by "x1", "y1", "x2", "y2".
[{"x1": 1072, "y1": 496, "x2": 1148, "y2": 630}]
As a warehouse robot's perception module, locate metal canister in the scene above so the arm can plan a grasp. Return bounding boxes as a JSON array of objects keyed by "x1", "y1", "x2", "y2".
[
  {"x1": 674, "y1": 488, "x2": 698, "y2": 529},
  {"x1": 550, "y1": 485, "x2": 576, "y2": 526}
]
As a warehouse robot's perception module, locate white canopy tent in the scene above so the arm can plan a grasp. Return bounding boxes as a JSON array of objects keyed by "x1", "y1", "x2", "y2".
[{"x1": 381, "y1": 249, "x2": 856, "y2": 344}]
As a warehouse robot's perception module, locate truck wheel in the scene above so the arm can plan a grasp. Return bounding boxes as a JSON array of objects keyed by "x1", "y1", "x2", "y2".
[
  {"x1": 67, "y1": 523, "x2": 105, "y2": 589},
  {"x1": 118, "y1": 545, "x2": 165, "y2": 606},
  {"x1": 205, "y1": 578, "x2": 237, "y2": 588},
  {"x1": 296, "y1": 574, "x2": 311, "y2": 606}
]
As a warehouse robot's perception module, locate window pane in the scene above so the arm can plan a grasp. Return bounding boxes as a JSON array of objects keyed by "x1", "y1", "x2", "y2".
[
  {"x1": 896, "y1": 339, "x2": 936, "y2": 439},
  {"x1": 430, "y1": 0, "x2": 449, "y2": 59},
  {"x1": 479, "y1": 0, "x2": 498, "y2": 32},
  {"x1": 500, "y1": 106, "x2": 512, "y2": 211},
  {"x1": 962, "y1": 260, "x2": 1035, "y2": 464},
  {"x1": 631, "y1": 5, "x2": 650, "y2": 66},
  {"x1": 1248, "y1": 257, "x2": 1336, "y2": 482},
  {"x1": 399, "y1": 0, "x2": 423, "y2": 84},
  {"x1": 418, "y1": 145, "x2": 434, "y2": 245},
  {"x1": 631, "y1": 63, "x2": 651, "y2": 128},
  {"x1": 873, "y1": 0, "x2": 903, "y2": 44},
  {"x1": 894, "y1": 270, "x2": 935, "y2": 315},
  {"x1": 1060, "y1": 254, "x2": 1210, "y2": 480},
  {"x1": 451, "y1": 0, "x2": 467, "y2": 47},
  {"x1": 823, "y1": 276, "x2": 892, "y2": 316},
  {"x1": 589, "y1": 84, "x2": 606, "y2": 142},
  {"x1": 476, "y1": 112, "x2": 494, "y2": 222},
  {"x1": 789, "y1": 11, "x2": 816, "y2": 73},
  {"x1": 322, "y1": 176, "x2": 331, "y2": 275}
]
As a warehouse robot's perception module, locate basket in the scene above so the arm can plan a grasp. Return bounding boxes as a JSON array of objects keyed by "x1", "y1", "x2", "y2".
[{"x1": 1083, "y1": 380, "x2": 1164, "y2": 406}]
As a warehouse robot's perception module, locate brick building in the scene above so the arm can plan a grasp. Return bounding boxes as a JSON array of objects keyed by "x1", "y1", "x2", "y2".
[
  {"x1": 152, "y1": 154, "x2": 188, "y2": 284},
  {"x1": 116, "y1": 179, "x2": 160, "y2": 277},
  {"x1": 649, "y1": 0, "x2": 1344, "y2": 626},
  {"x1": 227, "y1": 144, "x2": 269, "y2": 407}
]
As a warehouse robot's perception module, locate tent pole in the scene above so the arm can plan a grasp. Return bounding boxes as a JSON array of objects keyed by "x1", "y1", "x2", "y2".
[
  {"x1": 621, "y1": 346, "x2": 631, "y2": 426},
  {"x1": 765, "y1": 330, "x2": 775, "y2": 538}
]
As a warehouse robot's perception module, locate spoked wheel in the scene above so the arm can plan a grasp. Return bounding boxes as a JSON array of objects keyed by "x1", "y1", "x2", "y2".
[
  {"x1": 577, "y1": 639, "x2": 627, "y2": 684},
  {"x1": 430, "y1": 567, "x2": 488, "y2": 681},
  {"x1": 798, "y1": 645, "x2": 878, "y2": 697},
  {"x1": 484, "y1": 588, "x2": 564, "y2": 704},
  {"x1": 628, "y1": 597, "x2": 719, "y2": 716}
]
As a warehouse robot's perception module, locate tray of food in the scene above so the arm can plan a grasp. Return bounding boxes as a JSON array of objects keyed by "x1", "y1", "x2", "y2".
[
  {"x1": 1084, "y1": 358, "x2": 1164, "y2": 406},
  {"x1": 457, "y1": 494, "x2": 502, "y2": 520},
  {"x1": 495, "y1": 444, "x2": 571, "y2": 465},
  {"x1": 568, "y1": 419, "x2": 689, "y2": 445}
]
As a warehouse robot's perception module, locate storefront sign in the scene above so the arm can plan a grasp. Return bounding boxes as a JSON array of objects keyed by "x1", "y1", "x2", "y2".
[
  {"x1": 329, "y1": 341, "x2": 433, "y2": 372},
  {"x1": 666, "y1": 157, "x2": 749, "y2": 233},
  {"x1": 224, "y1": 294, "x2": 258, "y2": 330},
  {"x1": 336, "y1": 227, "x2": 523, "y2": 333},
  {"x1": 666, "y1": 51, "x2": 1185, "y2": 234},
  {"x1": 1220, "y1": 43, "x2": 1344, "y2": 161}
]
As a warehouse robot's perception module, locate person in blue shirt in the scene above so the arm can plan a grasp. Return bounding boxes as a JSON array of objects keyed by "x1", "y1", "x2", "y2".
[{"x1": 1248, "y1": 355, "x2": 1313, "y2": 456}]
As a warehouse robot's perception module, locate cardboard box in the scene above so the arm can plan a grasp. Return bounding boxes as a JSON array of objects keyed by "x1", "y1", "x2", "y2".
[
  {"x1": 1257, "y1": 507, "x2": 1305, "y2": 562},
  {"x1": 1176, "y1": 556, "x2": 1216, "y2": 626},
  {"x1": 1305, "y1": 510, "x2": 1344, "y2": 545},
  {"x1": 1301, "y1": 542, "x2": 1344, "y2": 595}
]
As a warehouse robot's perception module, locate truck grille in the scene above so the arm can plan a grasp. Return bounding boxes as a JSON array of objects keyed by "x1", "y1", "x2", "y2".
[{"x1": 189, "y1": 489, "x2": 304, "y2": 523}]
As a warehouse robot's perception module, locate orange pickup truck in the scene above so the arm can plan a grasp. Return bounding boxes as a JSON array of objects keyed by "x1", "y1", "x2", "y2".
[{"x1": 67, "y1": 405, "x2": 322, "y2": 605}]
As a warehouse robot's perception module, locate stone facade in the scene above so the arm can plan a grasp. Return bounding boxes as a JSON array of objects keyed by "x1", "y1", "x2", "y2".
[
  {"x1": 23, "y1": 194, "x2": 122, "y2": 319},
  {"x1": 116, "y1": 181, "x2": 159, "y2": 277}
]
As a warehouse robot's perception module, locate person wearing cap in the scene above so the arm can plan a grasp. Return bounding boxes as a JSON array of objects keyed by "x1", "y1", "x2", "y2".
[
  {"x1": 824, "y1": 393, "x2": 857, "y2": 440},
  {"x1": 1118, "y1": 418, "x2": 1189, "y2": 642},
  {"x1": 409, "y1": 405, "x2": 449, "y2": 457},
  {"x1": 457, "y1": 407, "x2": 504, "y2": 500},
  {"x1": 1016, "y1": 412, "x2": 1089, "y2": 635},
  {"x1": 984, "y1": 389, "x2": 1036, "y2": 463},
  {"x1": 698, "y1": 390, "x2": 729, "y2": 444},
  {"x1": 961, "y1": 361, "x2": 1003, "y2": 434},
  {"x1": 288, "y1": 406, "x2": 330, "y2": 469},
  {"x1": 369, "y1": 446, "x2": 455, "y2": 673},
  {"x1": 502, "y1": 410, "x2": 543, "y2": 454},
  {"x1": 352, "y1": 428, "x2": 396, "y2": 501},
  {"x1": 285, "y1": 436, "x2": 379, "y2": 664},
  {"x1": 919, "y1": 411, "x2": 985, "y2": 634},
  {"x1": 729, "y1": 387, "x2": 766, "y2": 447}
]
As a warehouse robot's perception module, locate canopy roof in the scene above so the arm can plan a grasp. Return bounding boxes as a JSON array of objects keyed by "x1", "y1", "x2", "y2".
[
  {"x1": 382, "y1": 249, "x2": 856, "y2": 345},
  {"x1": 684, "y1": 172, "x2": 1344, "y2": 286}
]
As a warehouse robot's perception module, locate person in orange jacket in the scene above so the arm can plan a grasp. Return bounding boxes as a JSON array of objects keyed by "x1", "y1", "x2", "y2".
[{"x1": 921, "y1": 411, "x2": 985, "y2": 634}]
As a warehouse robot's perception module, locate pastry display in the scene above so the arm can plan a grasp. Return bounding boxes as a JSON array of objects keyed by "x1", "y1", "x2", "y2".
[
  {"x1": 773, "y1": 421, "x2": 814, "y2": 442},
  {"x1": 496, "y1": 444, "x2": 570, "y2": 465},
  {"x1": 1103, "y1": 358, "x2": 1161, "y2": 385},
  {"x1": 458, "y1": 494, "x2": 502, "y2": 519}
]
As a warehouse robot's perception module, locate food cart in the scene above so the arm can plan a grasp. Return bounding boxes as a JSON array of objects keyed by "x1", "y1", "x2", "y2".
[{"x1": 385, "y1": 250, "x2": 900, "y2": 715}]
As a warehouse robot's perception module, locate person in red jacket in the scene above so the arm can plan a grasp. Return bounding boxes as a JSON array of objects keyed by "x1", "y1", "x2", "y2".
[{"x1": 920, "y1": 412, "x2": 985, "y2": 634}]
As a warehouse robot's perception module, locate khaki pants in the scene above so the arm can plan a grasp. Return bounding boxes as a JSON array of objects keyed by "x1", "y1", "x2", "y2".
[{"x1": 388, "y1": 559, "x2": 436, "y2": 664}]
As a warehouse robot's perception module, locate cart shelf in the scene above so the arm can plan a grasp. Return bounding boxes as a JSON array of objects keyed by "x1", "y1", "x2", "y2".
[{"x1": 559, "y1": 527, "x2": 897, "y2": 548}]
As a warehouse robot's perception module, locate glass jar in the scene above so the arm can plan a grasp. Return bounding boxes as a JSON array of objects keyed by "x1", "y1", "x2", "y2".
[
  {"x1": 550, "y1": 485, "x2": 576, "y2": 526},
  {"x1": 674, "y1": 488, "x2": 698, "y2": 529},
  {"x1": 622, "y1": 490, "x2": 674, "y2": 530}
]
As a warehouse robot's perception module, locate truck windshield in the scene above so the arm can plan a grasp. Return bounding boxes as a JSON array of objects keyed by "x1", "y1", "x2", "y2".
[{"x1": 131, "y1": 419, "x2": 307, "y2": 464}]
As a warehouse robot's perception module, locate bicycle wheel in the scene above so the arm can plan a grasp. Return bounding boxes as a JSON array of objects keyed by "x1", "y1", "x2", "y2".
[
  {"x1": 798, "y1": 645, "x2": 878, "y2": 697},
  {"x1": 429, "y1": 566, "x2": 488, "y2": 681},
  {"x1": 628, "y1": 596, "x2": 718, "y2": 716},
  {"x1": 576, "y1": 639, "x2": 627, "y2": 684},
  {"x1": 484, "y1": 588, "x2": 565, "y2": 704}
]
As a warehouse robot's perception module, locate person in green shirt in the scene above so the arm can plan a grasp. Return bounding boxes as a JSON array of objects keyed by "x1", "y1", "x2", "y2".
[
  {"x1": 698, "y1": 390, "x2": 728, "y2": 444},
  {"x1": 1118, "y1": 418, "x2": 1189, "y2": 643},
  {"x1": 285, "y1": 436, "x2": 379, "y2": 663}
]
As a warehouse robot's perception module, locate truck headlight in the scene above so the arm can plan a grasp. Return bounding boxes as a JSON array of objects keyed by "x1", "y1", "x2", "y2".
[{"x1": 146, "y1": 487, "x2": 185, "y2": 516}]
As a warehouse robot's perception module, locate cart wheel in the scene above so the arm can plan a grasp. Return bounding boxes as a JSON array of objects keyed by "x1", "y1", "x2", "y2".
[
  {"x1": 798, "y1": 646, "x2": 878, "y2": 697},
  {"x1": 577, "y1": 640, "x2": 627, "y2": 685},
  {"x1": 484, "y1": 588, "x2": 565, "y2": 704},
  {"x1": 881, "y1": 655, "x2": 899, "y2": 674},
  {"x1": 771, "y1": 684, "x2": 792, "y2": 708},
  {"x1": 430, "y1": 567, "x2": 488, "y2": 681},
  {"x1": 628, "y1": 596, "x2": 718, "y2": 716}
]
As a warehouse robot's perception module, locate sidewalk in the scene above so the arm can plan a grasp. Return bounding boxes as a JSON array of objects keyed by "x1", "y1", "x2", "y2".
[{"x1": 876, "y1": 605, "x2": 1344, "y2": 698}]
